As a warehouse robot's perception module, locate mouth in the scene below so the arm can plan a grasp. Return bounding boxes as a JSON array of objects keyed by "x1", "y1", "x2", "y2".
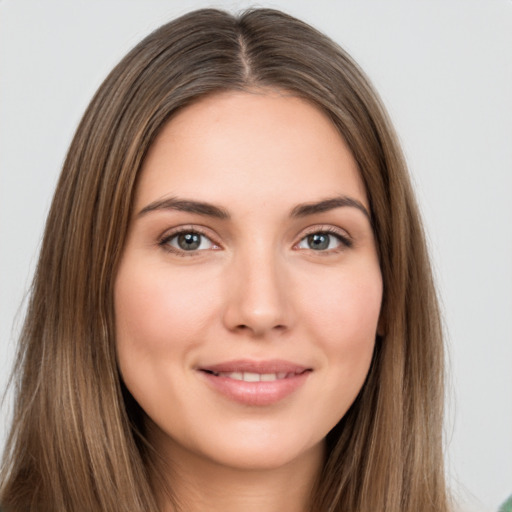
[
  {"x1": 197, "y1": 360, "x2": 312, "y2": 406},
  {"x1": 201, "y1": 369, "x2": 308, "y2": 382}
]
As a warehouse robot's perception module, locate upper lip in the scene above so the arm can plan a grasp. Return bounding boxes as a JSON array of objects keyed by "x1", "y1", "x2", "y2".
[{"x1": 197, "y1": 359, "x2": 311, "y2": 375}]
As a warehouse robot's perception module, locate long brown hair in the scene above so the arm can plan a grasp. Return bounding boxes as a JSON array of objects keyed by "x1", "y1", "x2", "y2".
[{"x1": 1, "y1": 8, "x2": 449, "y2": 511}]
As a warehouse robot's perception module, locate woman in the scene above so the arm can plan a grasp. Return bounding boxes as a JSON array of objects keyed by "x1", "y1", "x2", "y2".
[{"x1": 0, "y1": 8, "x2": 450, "y2": 512}]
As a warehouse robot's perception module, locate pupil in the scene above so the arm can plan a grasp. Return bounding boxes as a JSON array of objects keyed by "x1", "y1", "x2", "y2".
[
  {"x1": 308, "y1": 233, "x2": 329, "y2": 250},
  {"x1": 178, "y1": 233, "x2": 200, "y2": 250}
]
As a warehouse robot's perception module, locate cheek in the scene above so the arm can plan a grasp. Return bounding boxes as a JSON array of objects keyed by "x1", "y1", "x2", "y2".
[
  {"x1": 113, "y1": 260, "x2": 223, "y2": 423},
  {"x1": 115, "y1": 263, "x2": 217, "y2": 353},
  {"x1": 300, "y1": 262, "x2": 382, "y2": 381},
  {"x1": 304, "y1": 263, "x2": 382, "y2": 340}
]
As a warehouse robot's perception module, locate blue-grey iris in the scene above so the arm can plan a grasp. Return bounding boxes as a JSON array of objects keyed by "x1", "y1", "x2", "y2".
[
  {"x1": 178, "y1": 233, "x2": 201, "y2": 250},
  {"x1": 308, "y1": 233, "x2": 330, "y2": 250}
]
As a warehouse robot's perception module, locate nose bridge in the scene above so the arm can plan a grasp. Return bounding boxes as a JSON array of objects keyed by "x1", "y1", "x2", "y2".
[{"x1": 223, "y1": 239, "x2": 292, "y2": 336}]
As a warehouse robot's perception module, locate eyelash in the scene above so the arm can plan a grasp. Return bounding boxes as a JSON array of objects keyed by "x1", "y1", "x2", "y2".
[
  {"x1": 158, "y1": 225, "x2": 352, "y2": 256},
  {"x1": 294, "y1": 226, "x2": 353, "y2": 252},
  {"x1": 158, "y1": 226, "x2": 220, "y2": 256}
]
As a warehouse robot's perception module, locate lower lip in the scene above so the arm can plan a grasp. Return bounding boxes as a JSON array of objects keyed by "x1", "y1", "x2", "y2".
[{"x1": 199, "y1": 371, "x2": 311, "y2": 406}]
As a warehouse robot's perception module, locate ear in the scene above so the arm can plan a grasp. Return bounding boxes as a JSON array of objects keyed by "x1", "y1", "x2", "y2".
[{"x1": 376, "y1": 311, "x2": 386, "y2": 337}]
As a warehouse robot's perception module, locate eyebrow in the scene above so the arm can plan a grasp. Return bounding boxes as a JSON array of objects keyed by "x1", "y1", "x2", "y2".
[
  {"x1": 290, "y1": 196, "x2": 371, "y2": 220},
  {"x1": 138, "y1": 197, "x2": 230, "y2": 219},
  {"x1": 137, "y1": 195, "x2": 370, "y2": 221}
]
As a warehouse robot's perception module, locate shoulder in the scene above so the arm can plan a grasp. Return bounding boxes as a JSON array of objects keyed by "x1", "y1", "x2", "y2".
[{"x1": 499, "y1": 495, "x2": 512, "y2": 512}]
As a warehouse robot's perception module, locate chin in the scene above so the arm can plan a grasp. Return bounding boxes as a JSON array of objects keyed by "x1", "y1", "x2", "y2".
[
  {"x1": 204, "y1": 441, "x2": 323, "y2": 473},
  {"x1": 148, "y1": 415, "x2": 324, "y2": 473}
]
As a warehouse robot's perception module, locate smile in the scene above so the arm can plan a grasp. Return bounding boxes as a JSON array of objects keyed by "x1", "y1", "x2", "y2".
[
  {"x1": 197, "y1": 360, "x2": 312, "y2": 406},
  {"x1": 203, "y1": 370, "x2": 305, "y2": 382}
]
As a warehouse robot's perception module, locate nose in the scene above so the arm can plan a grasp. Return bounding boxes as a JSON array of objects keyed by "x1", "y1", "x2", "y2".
[{"x1": 222, "y1": 247, "x2": 293, "y2": 337}]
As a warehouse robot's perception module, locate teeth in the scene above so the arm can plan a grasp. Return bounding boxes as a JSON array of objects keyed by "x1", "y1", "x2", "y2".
[{"x1": 216, "y1": 371, "x2": 290, "y2": 382}]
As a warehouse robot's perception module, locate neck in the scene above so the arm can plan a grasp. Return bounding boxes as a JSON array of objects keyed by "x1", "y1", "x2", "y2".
[{"x1": 150, "y1": 433, "x2": 324, "y2": 512}]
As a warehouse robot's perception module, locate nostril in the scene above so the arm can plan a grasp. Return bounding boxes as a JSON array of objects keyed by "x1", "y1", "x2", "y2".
[
  {"x1": 235, "y1": 324, "x2": 287, "y2": 334},
  {"x1": 235, "y1": 323, "x2": 286, "y2": 332}
]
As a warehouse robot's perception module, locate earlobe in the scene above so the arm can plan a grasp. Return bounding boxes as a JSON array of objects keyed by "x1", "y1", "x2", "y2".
[{"x1": 377, "y1": 313, "x2": 386, "y2": 337}]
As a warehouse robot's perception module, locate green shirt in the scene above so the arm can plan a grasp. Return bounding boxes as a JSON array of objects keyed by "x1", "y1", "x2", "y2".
[{"x1": 500, "y1": 495, "x2": 512, "y2": 512}]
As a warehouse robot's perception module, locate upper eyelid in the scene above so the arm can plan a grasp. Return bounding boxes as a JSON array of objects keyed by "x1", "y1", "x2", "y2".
[
  {"x1": 298, "y1": 224, "x2": 351, "y2": 239},
  {"x1": 159, "y1": 224, "x2": 218, "y2": 241}
]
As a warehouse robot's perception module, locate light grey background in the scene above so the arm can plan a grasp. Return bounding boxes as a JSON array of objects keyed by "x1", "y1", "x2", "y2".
[{"x1": 1, "y1": 1, "x2": 511, "y2": 511}]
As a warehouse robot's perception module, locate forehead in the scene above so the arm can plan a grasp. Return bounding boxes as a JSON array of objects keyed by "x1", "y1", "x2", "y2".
[{"x1": 136, "y1": 90, "x2": 368, "y2": 211}]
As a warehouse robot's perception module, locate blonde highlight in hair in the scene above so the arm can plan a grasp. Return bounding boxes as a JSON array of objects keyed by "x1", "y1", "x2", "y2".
[{"x1": 1, "y1": 8, "x2": 449, "y2": 511}]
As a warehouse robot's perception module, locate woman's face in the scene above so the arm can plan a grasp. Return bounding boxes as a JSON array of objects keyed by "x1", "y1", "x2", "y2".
[{"x1": 115, "y1": 90, "x2": 382, "y2": 472}]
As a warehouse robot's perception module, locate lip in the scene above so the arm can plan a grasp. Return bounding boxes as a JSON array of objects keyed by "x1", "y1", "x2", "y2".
[{"x1": 197, "y1": 359, "x2": 312, "y2": 406}]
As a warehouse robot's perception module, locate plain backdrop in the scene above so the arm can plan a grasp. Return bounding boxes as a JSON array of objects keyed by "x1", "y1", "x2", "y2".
[{"x1": 1, "y1": 1, "x2": 511, "y2": 511}]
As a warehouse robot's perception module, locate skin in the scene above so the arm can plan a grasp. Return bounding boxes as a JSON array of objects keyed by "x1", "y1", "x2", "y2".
[{"x1": 115, "y1": 90, "x2": 383, "y2": 512}]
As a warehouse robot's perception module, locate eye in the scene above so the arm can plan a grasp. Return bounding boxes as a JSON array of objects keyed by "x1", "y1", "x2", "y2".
[
  {"x1": 296, "y1": 230, "x2": 351, "y2": 251},
  {"x1": 160, "y1": 230, "x2": 217, "y2": 253}
]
